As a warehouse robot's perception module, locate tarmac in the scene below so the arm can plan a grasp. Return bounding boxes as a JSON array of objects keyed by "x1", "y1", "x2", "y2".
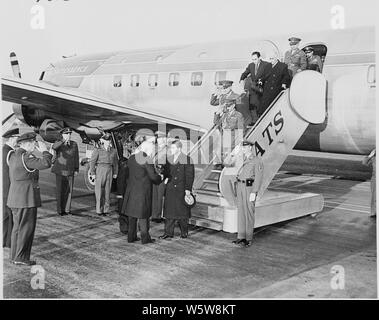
[{"x1": 1, "y1": 152, "x2": 377, "y2": 299}]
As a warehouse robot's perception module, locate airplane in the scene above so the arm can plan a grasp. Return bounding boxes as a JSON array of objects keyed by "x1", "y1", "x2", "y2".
[{"x1": 1, "y1": 25, "x2": 375, "y2": 226}]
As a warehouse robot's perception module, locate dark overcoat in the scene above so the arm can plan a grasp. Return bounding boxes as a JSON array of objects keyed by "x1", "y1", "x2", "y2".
[
  {"x1": 51, "y1": 140, "x2": 79, "y2": 176},
  {"x1": 260, "y1": 61, "x2": 290, "y2": 115},
  {"x1": 7, "y1": 148, "x2": 53, "y2": 208},
  {"x1": 121, "y1": 152, "x2": 161, "y2": 219},
  {"x1": 163, "y1": 153, "x2": 195, "y2": 219},
  {"x1": 240, "y1": 60, "x2": 272, "y2": 107}
]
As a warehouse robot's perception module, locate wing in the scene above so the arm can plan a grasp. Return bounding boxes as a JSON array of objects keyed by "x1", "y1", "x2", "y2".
[{"x1": 1, "y1": 76, "x2": 205, "y2": 134}]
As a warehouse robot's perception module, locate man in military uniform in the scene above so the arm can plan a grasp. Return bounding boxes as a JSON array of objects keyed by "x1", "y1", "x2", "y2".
[
  {"x1": 159, "y1": 140, "x2": 194, "y2": 239},
  {"x1": 284, "y1": 37, "x2": 307, "y2": 79},
  {"x1": 7, "y1": 132, "x2": 53, "y2": 265},
  {"x1": 51, "y1": 127, "x2": 79, "y2": 216},
  {"x1": 232, "y1": 140, "x2": 264, "y2": 247},
  {"x1": 151, "y1": 131, "x2": 168, "y2": 223},
  {"x1": 90, "y1": 133, "x2": 118, "y2": 216},
  {"x1": 210, "y1": 80, "x2": 251, "y2": 128},
  {"x1": 239, "y1": 51, "x2": 272, "y2": 123},
  {"x1": 304, "y1": 46, "x2": 323, "y2": 72},
  {"x1": 2, "y1": 128, "x2": 19, "y2": 248},
  {"x1": 260, "y1": 53, "x2": 291, "y2": 116}
]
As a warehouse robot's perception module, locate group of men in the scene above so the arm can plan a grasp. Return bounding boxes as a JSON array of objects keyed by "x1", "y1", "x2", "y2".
[{"x1": 211, "y1": 37, "x2": 323, "y2": 133}]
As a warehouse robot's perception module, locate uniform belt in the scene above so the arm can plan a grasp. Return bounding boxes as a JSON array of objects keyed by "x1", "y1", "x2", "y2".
[{"x1": 236, "y1": 178, "x2": 254, "y2": 183}]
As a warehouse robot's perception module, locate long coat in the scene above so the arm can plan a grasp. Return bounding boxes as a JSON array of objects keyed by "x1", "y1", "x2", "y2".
[
  {"x1": 260, "y1": 61, "x2": 290, "y2": 115},
  {"x1": 7, "y1": 148, "x2": 53, "y2": 208},
  {"x1": 3, "y1": 144, "x2": 13, "y2": 204},
  {"x1": 240, "y1": 60, "x2": 272, "y2": 107},
  {"x1": 121, "y1": 152, "x2": 161, "y2": 219},
  {"x1": 163, "y1": 153, "x2": 195, "y2": 219},
  {"x1": 51, "y1": 140, "x2": 79, "y2": 176}
]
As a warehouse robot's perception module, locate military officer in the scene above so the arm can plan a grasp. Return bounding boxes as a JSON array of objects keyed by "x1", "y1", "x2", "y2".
[
  {"x1": 233, "y1": 140, "x2": 264, "y2": 247},
  {"x1": 90, "y1": 133, "x2": 118, "y2": 216},
  {"x1": 7, "y1": 132, "x2": 53, "y2": 265},
  {"x1": 304, "y1": 46, "x2": 323, "y2": 72},
  {"x1": 284, "y1": 37, "x2": 307, "y2": 79},
  {"x1": 2, "y1": 128, "x2": 19, "y2": 248},
  {"x1": 151, "y1": 131, "x2": 168, "y2": 223},
  {"x1": 160, "y1": 140, "x2": 194, "y2": 239},
  {"x1": 51, "y1": 127, "x2": 79, "y2": 216}
]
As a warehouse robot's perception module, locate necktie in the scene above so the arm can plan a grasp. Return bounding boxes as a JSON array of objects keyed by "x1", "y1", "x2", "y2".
[{"x1": 255, "y1": 63, "x2": 259, "y2": 75}]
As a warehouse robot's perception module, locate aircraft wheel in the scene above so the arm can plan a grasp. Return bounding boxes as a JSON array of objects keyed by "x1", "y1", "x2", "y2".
[{"x1": 84, "y1": 163, "x2": 96, "y2": 192}]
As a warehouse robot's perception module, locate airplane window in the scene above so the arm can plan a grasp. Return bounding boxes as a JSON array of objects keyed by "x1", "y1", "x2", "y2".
[
  {"x1": 148, "y1": 74, "x2": 158, "y2": 87},
  {"x1": 169, "y1": 73, "x2": 180, "y2": 86},
  {"x1": 191, "y1": 72, "x2": 203, "y2": 86},
  {"x1": 113, "y1": 75, "x2": 122, "y2": 88},
  {"x1": 214, "y1": 71, "x2": 227, "y2": 85},
  {"x1": 131, "y1": 74, "x2": 140, "y2": 87}
]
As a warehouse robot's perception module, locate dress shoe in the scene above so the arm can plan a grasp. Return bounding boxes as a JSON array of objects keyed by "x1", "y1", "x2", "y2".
[
  {"x1": 232, "y1": 238, "x2": 245, "y2": 245},
  {"x1": 159, "y1": 234, "x2": 173, "y2": 240},
  {"x1": 142, "y1": 238, "x2": 156, "y2": 244},
  {"x1": 128, "y1": 237, "x2": 141, "y2": 243},
  {"x1": 180, "y1": 234, "x2": 188, "y2": 239},
  {"x1": 64, "y1": 211, "x2": 71, "y2": 215},
  {"x1": 151, "y1": 218, "x2": 163, "y2": 223},
  {"x1": 244, "y1": 240, "x2": 253, "y2": 247},
  {"x1": 13, "y1": 260, "x2": 36, "y2": 266},
  {"x1": 58, "y1": 212, "x2": 67, "y2": 216}
]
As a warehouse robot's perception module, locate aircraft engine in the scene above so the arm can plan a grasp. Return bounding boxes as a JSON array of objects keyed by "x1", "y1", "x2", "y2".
[{"x1": 38, "y1": 119, "x2": 65, "y2": 143}]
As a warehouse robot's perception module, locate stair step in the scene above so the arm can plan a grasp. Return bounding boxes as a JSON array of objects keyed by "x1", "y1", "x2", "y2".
[
  {"x1": 211, "y1": 169, "x2": 222, "y2": 173},
  {"x1": 203, "y1": 179, "x2": 219, "y2": 184},
  {"x1": 200, "y1": 184, "x2": 220, "y2": 192},
  {"x1": 194, "y1": 189, "x2": 222, "y2": 197},
  {"x1": 191, "y1": 202, "x2": 225, "y2": 222},
  {"x1": 189, "y1": 216, "x2": 223, "y2": 231}
]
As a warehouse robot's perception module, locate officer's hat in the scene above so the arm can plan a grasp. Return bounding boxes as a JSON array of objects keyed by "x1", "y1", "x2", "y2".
[
  {"x1": 17, "y1": 132, "x2": 37, "y2": 144},
  {"x1": 224, "y1": 97, "x2": 237, "y2": 106},
  {"x1": 60, "y1": 127, "x2": 73, "y2": 134},
  {"x1": 241, "y1": 140, "x2": 254, "y2": 147},
  {"x1": 2, "y1": 128, "x2": 19, "y2": 138},
  {"x1": 288, "y1": 37, "x2": 301, "y2": 45},
  {"x1": 304, "y1": 46, "x2": 314, "y2": 53},
  {"x1": 218, "y1": 80, "x2": 233, "y2": 88},
  {"x1": 184, "y1": 192, "x2": 196, "y2": 209},
  {"x1": 100, "y1": 133, "x2": 112, "y2": 141}
]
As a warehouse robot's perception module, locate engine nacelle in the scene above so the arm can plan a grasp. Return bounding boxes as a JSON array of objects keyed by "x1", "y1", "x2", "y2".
[{"x1": 39, "y1": 119, "x2": 65, "y2": 143}]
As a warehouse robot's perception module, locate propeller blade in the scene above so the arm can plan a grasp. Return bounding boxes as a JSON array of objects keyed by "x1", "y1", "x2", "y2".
[{"x1": 10, "y1": 52, "x2": 22, "y2": 78}]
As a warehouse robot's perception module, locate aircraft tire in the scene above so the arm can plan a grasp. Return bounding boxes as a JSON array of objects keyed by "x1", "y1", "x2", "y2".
[{"x1": 84, "y1": 163, "x2": 96, "y2": 192}]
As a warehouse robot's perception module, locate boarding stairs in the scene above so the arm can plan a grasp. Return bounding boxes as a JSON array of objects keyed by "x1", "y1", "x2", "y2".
[{"x1": 189, "y1": 71, "x2": 327, "y2": 232}]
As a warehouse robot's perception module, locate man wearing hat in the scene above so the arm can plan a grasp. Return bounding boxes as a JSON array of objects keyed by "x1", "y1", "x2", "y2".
[
  {"x1": 304, "y1": 46, "x2": 322, "y2": 72},
  {"x1": 284, "y1": 37, "x2": 307, "y2": 79},
  {"x1": 151, "y1": 131, "x2": 168, "y2": 223},
  {"x1": 51, "y1": 128, "x2": 79, "y2": 216},
  {"x1": 90, "y1": 133, "x2": 118, "y2": 215},
  {"x1": 2, "y1": 128, "x2": 19, "y2": 248},
  {"x1": 159, "y1": 139, "x2": 194, "y2": 239},
  {"x1": 232, "y1": 140, "x2": 263, "y2": 247},
  {"x1": 7, "y1": 132, "x2": 53, "y2": 265}
]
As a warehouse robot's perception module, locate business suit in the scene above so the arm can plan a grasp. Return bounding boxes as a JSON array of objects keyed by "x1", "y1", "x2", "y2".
[
  {"x1": 151, "y1": 145, "x2": 168, "y2": 219},
  {"x1": 51, "y1": 139, "x2": 79, "y2": 214},
  {"x1": 7, "y1": 148, "x2": 52, "y2": 263},
  {"x1": 163, "y1": 153, "x2": 194, "y2": 237},
  {"x1": 3, "y1": 144, "x2": 14, "y2": 248},
  {"x1": 121, "y1": 152, "x2": 161, "y2": 243},
  {"x1": 260, "y1": 61, "x2": 290, "y2": 116},
  {"x1": 240, "y1": 60, "x2": 272, "y2": 121}
]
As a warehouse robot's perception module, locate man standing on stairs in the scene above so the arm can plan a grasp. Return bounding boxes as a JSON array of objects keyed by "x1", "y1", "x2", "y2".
[
  {"x1": 232, "y1": 140, "x2": 264, "y2": 247},
  {"x1": 159, "y1": 140, "x2": 194, "y2": 239}
]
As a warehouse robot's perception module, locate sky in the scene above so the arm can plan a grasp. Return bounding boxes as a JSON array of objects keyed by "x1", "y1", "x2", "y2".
[{"x1": 0, "y1": 0, "x2": 377, "y2": 80}]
